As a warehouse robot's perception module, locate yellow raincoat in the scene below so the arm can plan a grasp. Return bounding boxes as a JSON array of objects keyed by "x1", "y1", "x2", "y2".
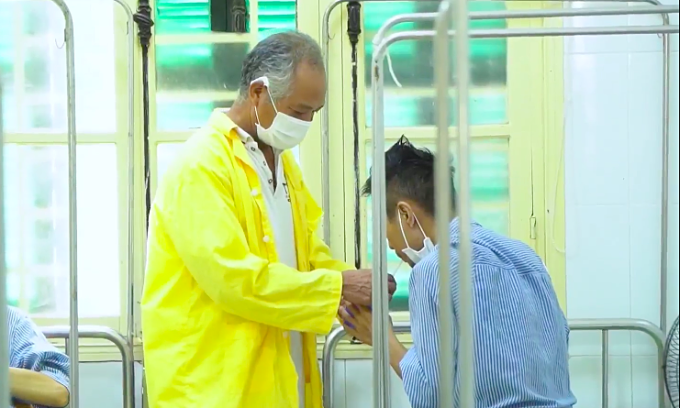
[{"x1": 141, "y1": 110, "x2": 350, "y2": 408}]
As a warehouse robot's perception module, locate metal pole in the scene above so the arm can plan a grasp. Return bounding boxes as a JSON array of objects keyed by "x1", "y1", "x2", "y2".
[
  {"x1": 633, "y1": 0, "x2": 672, "y2": 340},
  {"x1": 373, "y1": 5, "x2": 677, "y2": 45},
  {"x1": 659, "y1": 11, "x2": 670, "y2": 335},
  {"x1": 47, "y1": 1, "x2": 80, "y2": 406},
  {"x1": 42, "y1": 326, "x2": 135, "y2": 408},
  {"x1": 378, "y1": 25, "x2": 677, "y2": 43},
  {"x1": 113, "y1": 0, "x2": 136, "y2": 341},
  {"x1": 113, "y1": 3, "x2": 138, "y2": 406},
  {"x1": 450, "y1": 0, "x2": 477, "y2": 406},
  {"x1": 433, "y1": 2, "x2": 455, "y2": 408},
  {"x1": 0, "y1": 77, "x2": 10, "y2": 408},
  {"x1": 601, "y1": 330, "x2": 609, "y2": 408},
  {"x1": 370, "y1": 29, "x2": 391, "y2": 408}
]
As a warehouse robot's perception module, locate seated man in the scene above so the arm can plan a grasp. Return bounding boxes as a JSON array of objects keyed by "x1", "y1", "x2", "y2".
[
  {"x1": 339, "y1": 137, "x2": 576, "y2": 408},
  {"x1": 7, "y1": 306, "x2": 70, "y2": 408}
]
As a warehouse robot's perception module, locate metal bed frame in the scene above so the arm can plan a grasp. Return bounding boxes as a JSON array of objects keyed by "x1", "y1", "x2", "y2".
[
  {"x1": 41, "y1": 325, "x2": 135, "y2": 408},
  {"x1": 321, "y1": 0, "x2": 674, "y2": 336},
  {"x1": 363, "y1": 2, "x2": 677, "y2": 408},
  {"x1": 322, "y1": 319, "x2": 668, "y2": 408},
  {"x1": 1, "y1": 69, "x2": 9, "y2": 408},
  {"x1": 0, "y1": 0, "x2": 137, "y2": 407}
]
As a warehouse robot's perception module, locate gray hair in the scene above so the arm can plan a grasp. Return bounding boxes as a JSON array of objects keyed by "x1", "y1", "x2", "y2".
[{"x1": 238, "y1": 31, "x2": 325, "y2": 102}]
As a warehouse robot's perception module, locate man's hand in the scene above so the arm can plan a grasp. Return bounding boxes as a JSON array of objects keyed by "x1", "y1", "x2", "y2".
[
  {"x1": 338, "y1": 304, "x2": 407, "y2": 378},
  {"x1": 339, "y1": 304, "x2": 374, "y2": 345},
  {"x1": 338, "y1": 303, "x2": 396, "y2": 346},
  {"x1": 341, "y1": 269, "x2": 397, "y2": 306}
]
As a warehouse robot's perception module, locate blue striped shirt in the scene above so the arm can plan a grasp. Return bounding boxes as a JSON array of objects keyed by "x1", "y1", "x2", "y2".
[
  {"x1": 400, "y1": 219, "x2": 576, "y2": 408},
  {"x1": 6, "y1": 306, "x2": 70, "y2": 408}
]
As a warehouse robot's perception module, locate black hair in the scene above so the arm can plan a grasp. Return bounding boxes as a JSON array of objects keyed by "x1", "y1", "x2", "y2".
[{"x1": 361, "y1": 136, "x2": 456, "y2": 218}]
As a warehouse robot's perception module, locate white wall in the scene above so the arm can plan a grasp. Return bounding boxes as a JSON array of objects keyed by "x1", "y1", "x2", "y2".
[{"x1": 564, "y1": 1, "x2": 679, "y2": 407}]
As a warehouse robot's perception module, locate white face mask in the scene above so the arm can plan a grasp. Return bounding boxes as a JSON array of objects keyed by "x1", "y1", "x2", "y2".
[
  {"x1": 397, "y1": 211, "x2": 435, "y2": 265},
  {"x1": 252, "y1": 76, "x2": 312, "y2": 150}
]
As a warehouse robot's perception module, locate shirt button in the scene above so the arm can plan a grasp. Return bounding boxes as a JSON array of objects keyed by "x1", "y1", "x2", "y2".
[
  {"x1": 263, "y1": 235, "x2": 270, "y2": 243},
  {"x1": 251, "y1": 189, "x2": 259, "y2": 196}
]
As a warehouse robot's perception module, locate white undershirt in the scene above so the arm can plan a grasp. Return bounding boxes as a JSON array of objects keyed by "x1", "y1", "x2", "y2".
[{"x1": 237, "y1": 128, "x2": 305, "y2": 408}]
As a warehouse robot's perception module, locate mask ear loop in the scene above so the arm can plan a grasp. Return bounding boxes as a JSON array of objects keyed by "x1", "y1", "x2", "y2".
[
  {"x1": 393, "y1": 260, "x2": 406, "y2": 277},
  {"x1": 253, "y1": 104, "x2": 263, "y2": 126},
  {"x1": 398, "y1": 210, "x2": 429, "y2": 249},
  {"x1": 397, "y1": 210, "x2": 413, "y2": 251},
  {"x1": 412, "y1": 215, "x2": 429, "y2": 241},
  {"x1": 250, "y1": 76, "x2": 278, "y2": 126}
]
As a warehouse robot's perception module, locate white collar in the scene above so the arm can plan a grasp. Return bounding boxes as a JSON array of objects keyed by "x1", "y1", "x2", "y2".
[
  {"x1": 236, "y1": 127, "x2": 282, "y2": 156},
  {"x1": 236, "y1": 127, "x2": 255, "y2": 144}
]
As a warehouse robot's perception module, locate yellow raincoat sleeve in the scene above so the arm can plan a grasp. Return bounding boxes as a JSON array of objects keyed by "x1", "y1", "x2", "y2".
[{"x1": 160, "y1": 162, "x2": 343, "y2": 334}]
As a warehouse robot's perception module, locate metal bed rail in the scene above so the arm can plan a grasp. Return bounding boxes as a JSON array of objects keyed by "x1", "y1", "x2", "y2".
[
  {"x1": 113, "y1": 0, "x2": 139, "y2": 361},
  {"x1": 568, "y1": 319, "x2": 667, "y2": 408},
  {"x1": 321, "y1": 319, "x2": 667, "y2": 408},
  {"x1": 1, "y1": 73, "x2": 10, "y2": 408},
  {"x1": 41, "y1": 325, "x2": 135, "y2": 408},
  {"x1": 39, "y1": 1, "x2": 138, "y2": 407},
  {"x1": 367, "y1": 7, "x2": 677, "y2": 406},
  {"x1": 48, "y1": 3, "x2": 80, "y2": 407}
]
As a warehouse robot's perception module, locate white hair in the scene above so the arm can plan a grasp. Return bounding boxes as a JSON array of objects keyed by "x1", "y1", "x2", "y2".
[{"x1": 237, "y1": 31, "x2": 324, "y2": 102}]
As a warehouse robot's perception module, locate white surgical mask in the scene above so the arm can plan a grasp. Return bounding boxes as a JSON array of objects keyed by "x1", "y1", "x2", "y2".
[
  {"x1": 398, "y1": 211, "x2": 435, "y2": 265},
  {"x1": 252, "y1": 76, "x2": 312, "y2": 150}
]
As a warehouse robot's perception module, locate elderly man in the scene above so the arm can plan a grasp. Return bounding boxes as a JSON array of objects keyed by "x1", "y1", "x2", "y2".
[
  {"x1": 339, "y1": 137, "x2": 575, "y2": 408},
  {"x1": 7, "y1": 306, "x2": 70, "y2": 408},
  {"x1": 141, "y1": 31, "x2": 395, "y2": 408}
]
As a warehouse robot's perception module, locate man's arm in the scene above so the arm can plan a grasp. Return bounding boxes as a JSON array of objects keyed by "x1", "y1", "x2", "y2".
[
  {"x1": 388, "y1": 334, "x2": 408, "y2": 378},
  {"x1": 10, "y1": 368, "x2": 69, "y2": 408},
  {"x1": 8, "y1": 311, "x2": 70, "y2": 408},
  {"x1": 161, "y1": 162, "x2": 343, "y2": 335},
  {"x1": 398, "y1": 263, "x2": 442, "y2": 408}
]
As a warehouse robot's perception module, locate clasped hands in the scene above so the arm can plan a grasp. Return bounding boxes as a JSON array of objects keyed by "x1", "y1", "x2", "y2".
[{"x1": 338, "y1": 269, "x2": 397, "y2": 345}]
